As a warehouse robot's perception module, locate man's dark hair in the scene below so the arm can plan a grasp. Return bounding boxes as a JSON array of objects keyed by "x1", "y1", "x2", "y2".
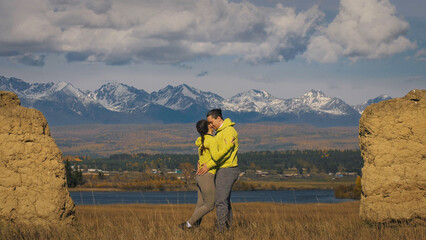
[{"x1": 207, "y1": 109, "x2": 223, "y2": 119}]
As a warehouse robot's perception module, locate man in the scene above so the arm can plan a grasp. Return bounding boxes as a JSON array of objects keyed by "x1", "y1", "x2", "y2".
[{"x1": 197, "y1": 109, "x2": 239, "y2": 231}]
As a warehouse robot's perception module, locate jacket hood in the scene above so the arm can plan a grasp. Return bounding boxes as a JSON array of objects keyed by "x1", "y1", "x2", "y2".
[{"x1": 217, "y1": 118, "x2": 235, "y2": 132}]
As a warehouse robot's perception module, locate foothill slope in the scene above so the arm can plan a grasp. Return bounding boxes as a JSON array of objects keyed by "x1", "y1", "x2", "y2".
[{"x1": 51, "y1": 122, "x2": 358, "y2": 157}]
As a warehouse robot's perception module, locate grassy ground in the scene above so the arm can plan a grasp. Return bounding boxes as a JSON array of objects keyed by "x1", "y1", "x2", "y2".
[{"x1": 1, "y1": 202, "x2": 424, "y2": 240}]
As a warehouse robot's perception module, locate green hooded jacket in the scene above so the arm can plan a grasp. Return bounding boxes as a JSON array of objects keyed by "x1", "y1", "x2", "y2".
[
  {"x1": 205, "y1": 118, "x2": 239, "y2": 169},
  {"x1": 195, "y1": 134, "x2": 234, "y2": 174}
]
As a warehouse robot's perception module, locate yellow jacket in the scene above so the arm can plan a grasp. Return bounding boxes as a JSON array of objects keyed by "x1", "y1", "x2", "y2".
[
  {"x1": 195, "y1": 134, "x2": 234, "y2": 174},
  {"x1": 205, "y1": 118, "x2": 239, "y2": 169}
]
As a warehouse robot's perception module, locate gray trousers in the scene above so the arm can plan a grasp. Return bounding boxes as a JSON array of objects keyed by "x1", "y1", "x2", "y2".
[
  {"x1": 188, "y1": 173, "x2": 215, "y2": 225},
  {"x1": 215, "y1": 167, "x2": 239, "y2": 231}
]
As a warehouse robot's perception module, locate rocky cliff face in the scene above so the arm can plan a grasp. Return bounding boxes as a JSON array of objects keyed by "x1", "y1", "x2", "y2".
[
  {"x1": 0, "y1": 91, "x2": 75, "y2": 226},
  {"x1": 359, "y1": 89, "x2": 426, "y2": 223}
]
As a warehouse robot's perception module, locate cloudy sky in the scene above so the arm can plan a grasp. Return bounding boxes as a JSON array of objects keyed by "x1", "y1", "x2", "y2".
[{"x1": 0, "y1": 0, "x2": 425, "y2": 104}]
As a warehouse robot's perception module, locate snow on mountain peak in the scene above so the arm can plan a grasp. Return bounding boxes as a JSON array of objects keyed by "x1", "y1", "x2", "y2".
[
  {"x1": 49, "y1": 81, "x2": 93, "y2": 102},
  {"x1": 223, "y1": 89, "x2": 285, "y2": 115},
  {"x1": 294, "y1": 90, "x2": 351, "y2": 115},
  {"x1": 94, "y1": 82, "x2": 150, "y2": 112},
  {"x1": 52, "y1": 81, "x2": 70, "y2": 91},
  {"x1": 178, "y1": 84, "x2": 200, "y2": 99},
  {"x1": 230, "y1": 89, "x2": 274, "y2": 100},
  {"x1": 0, "y1": 76, "x2": 369, "y2": 123},
  {"x1": 96, "y1": 82, "x2": 132, "y2": 98},
  {"x1": 151, "y1": 84, "x2": 223, "y2": 110},
  {"x1": 247, "y1": 89, "x2": 273, "y2": 99},
  {"x1": 302, "y1": 89, "x2": 327, "y2": 101},
  {"x1": 353, "y1": 94, "x2": 393, "y2": 114},
  {"x1": 223, "y1": 89, "x2": 354, "y2": 116}
]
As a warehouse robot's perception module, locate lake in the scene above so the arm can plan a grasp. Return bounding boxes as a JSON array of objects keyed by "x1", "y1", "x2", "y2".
[{"x1": 70, "y1": 190, "x2": 355, "y2": 205}]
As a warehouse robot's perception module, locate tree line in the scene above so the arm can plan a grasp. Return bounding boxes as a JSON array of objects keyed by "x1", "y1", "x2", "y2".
[{"x1": 68, "y1": 149, "x2": 363, "y2": 175}]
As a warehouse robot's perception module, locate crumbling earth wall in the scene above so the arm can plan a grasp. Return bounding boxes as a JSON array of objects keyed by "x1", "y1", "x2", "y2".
[
  {"x1": 359, "y1": 89, "x2": 426, "y2": 223},
  {"x1": 0, "y1": 91, "x2": 75, "y2": 226}
]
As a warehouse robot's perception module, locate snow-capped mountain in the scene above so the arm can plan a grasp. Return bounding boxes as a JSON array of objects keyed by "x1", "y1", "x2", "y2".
[
  {"x1": 284, "y1": 90, "x2": 359, "y2": 116},
  {"x1": 0, "y1": 75, "x2": 390, "y2": 126},
  {"x1": 1, "y1": 76, "x2": 92, "y2": 104},
  {"x1": 353, "y1": 95, "x2": 392, "y2": 114},
  {"x1": 0, "y1": 76, "x2": 99, "y2": 114},
  {"x1": 0, "y1": 76, "x2": 117, "y2": 125},
  {"x1": 94, "y1": 82, "x2": 150, "y2": 112},
  {"x1": 222, "y1": 89, "x2": 358, "y2": 116},
  {"x1": 151, "y1": 84, "x2": 224, "y2": 110},
  {"x1": 0, "y1": 76, "x2": 32, "y2": 92},
  {"x1": 222, "y1": 89, "x2": 286, "y2": 115}
]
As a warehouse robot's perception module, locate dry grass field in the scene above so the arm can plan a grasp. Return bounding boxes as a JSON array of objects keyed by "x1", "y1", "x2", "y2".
[{"x1": 1, "y1": 202, "x2": 424, "y2": 240}]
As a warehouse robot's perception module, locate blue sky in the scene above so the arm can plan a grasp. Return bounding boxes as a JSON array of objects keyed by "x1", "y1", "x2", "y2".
[{"x1": 0, "y1": 0, "x2": 425, "y2": 105}]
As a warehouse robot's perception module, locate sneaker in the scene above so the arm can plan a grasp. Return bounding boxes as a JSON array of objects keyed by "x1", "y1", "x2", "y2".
[{"x1": 178, "y1": 222, "x2": 191, "y2": 230}]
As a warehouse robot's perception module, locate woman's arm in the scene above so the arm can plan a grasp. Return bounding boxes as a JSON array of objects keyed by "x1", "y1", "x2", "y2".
[
  {"x1": 203, "y1": 137, "x2": 234, "y2": 169},
  {"x1": 209, "y1": 137, "x2": 234, "y2": 160}
]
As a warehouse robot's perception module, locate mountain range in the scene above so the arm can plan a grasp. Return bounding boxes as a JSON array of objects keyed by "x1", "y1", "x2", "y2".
[{"x1": 0, "y1": 76, "x2": 392, "y2": 126}]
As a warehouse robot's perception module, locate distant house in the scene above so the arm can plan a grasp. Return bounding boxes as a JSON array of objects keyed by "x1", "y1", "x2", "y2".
[
  {"x1": 335, "y1": 172, "x2": 344, "y2": 178},
  {"x1": 284, "y1": 173, "x2": 298, "y2": 178},
  {"x1": 167, "y1": 169, "x2": 182, "y2": 174},
  {"x1": 255, "y1": 170, "x2": 269, "y2": 177},
  {"x1": 70, "y1": 165, "x2": 81, "y2": 170}
]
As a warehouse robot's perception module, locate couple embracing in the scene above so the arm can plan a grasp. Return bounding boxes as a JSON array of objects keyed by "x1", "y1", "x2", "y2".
[{"x1": 179, "y1": 109, "x2": 239, "y2": 231}]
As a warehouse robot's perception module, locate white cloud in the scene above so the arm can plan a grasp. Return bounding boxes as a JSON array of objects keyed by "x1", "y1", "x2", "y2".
[
  {"x1": 0, "y1": 0, "x2": 416, "y2": 66},
  {"x1": 0, "y1": 0, "x2": 324, "y2": 65},
  {"x1": 304, "y1": 0, "x2": 416, "y2": 63},
  {"x1": 414, "y1": 49, "x2": 426, "y2": 61}
]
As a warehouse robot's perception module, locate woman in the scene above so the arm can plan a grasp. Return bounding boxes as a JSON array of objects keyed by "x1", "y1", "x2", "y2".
[{"x1": 179, "y1": 119, "x2": 234, "y2": 229}]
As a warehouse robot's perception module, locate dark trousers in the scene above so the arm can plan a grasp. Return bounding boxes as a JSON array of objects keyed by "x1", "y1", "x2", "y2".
[{"x1": 215, "y1": 167, "x2": 239, "y2": 231}]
